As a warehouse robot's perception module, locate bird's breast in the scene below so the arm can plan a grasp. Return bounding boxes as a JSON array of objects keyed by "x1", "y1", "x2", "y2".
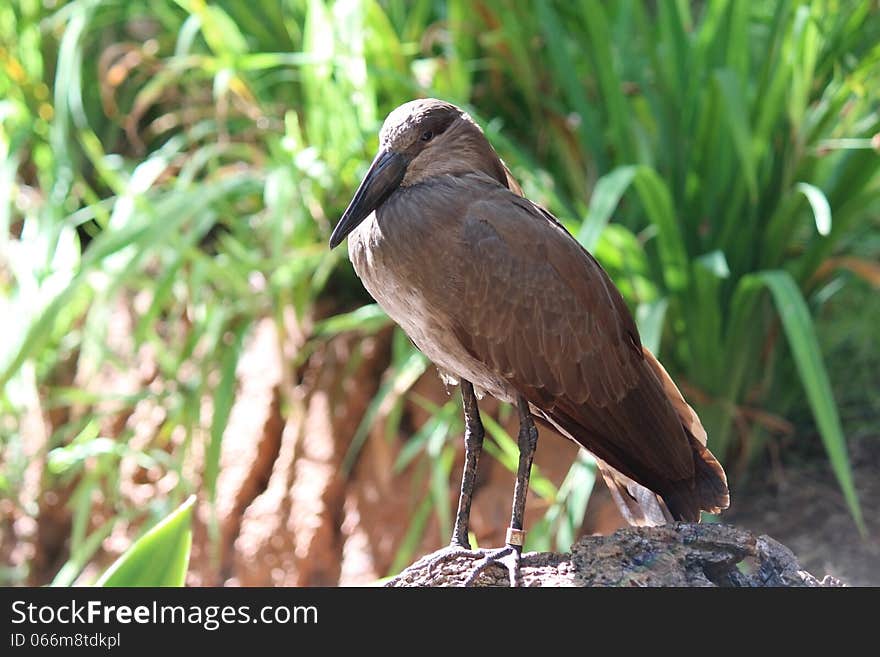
[
  {"x1": 348, "y1": 214, "x2": 436, "y2": 344},
  {"x1": 346, "y1": 203, "x2": 515, "y2": 402}
]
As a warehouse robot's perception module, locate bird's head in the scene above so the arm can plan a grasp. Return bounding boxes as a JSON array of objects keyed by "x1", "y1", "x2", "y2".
[{"x1": 329, "y1": 98, "x2": 512, "y2": 249}]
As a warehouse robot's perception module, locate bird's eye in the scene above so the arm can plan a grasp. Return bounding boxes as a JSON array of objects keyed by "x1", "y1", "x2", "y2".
[{"x1": 420, "y1": 130, "x2": 434, "y2": 142}]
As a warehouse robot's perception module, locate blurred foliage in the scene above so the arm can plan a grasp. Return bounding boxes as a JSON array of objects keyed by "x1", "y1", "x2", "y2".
[{"x1": 1, "y1": 0, "x2": 878, "y2": 585}]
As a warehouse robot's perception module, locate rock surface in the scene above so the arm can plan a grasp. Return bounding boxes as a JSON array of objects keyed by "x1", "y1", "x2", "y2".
[{"x1": 387, "y1": 523, "x2": 843, "y2": 587}]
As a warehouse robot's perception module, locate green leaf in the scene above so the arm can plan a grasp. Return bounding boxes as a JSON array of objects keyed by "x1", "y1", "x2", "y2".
[
  {"x1": 635, "y1": 297, "x2": 668, "y2": 354},
  {"x1": 580, "y1": 0, "x2": 637, "y2": 162},
  {"x1": 429, "y1": 445, "x2": 455, "y2": 543},
  {"x1": 52, "y1": 517, "x2": 117, "y2": 587},
  {"x1": 631, "y1": 166, "x2": 689, "y2": 292},
  {"x1": 96, "y1": 496, "x2": 196, "y2": 587},
  {"x1": 578, "y1": 165, "x2": 637, "y2": 251},
  {"x1": 312, "y1": 304, "x2": 391, "y2": 336},
  {"x1": 393, "y1": 398, "x2": 460, "y2": 473},
  {"x1": 714, "y1": 69, "x2": 757, "y2": 200},
  {"x1": 342, "y1": 347, "x2": 429, "y2": 475},
  {"x1": 205, "y1": 322, "x2": 249, "y2": 502},
  {"x1": 695, "y1": 250, "x2": 730, "y2": 279},
  {"x1": 795, "y1": 182, "x2": 832, "y2": 236},
  {"x1": 753, "y1": 271, "x2": 864, "y2": 533},
  {"x1": 689, "y1": 251, "x2": 730, "y2": 384},
  {"x1": 481, "y1": 414, "x2": 557, "y2": 502},
  {"x1": 536, "y1": 1, "x2": 603, "y2": 164},
  {"x1": 553, "y1": 452, "x2": 595, "y2": 551},
  {"x1": 387, "y1": 489, "x2": 433, "y2": 577}
]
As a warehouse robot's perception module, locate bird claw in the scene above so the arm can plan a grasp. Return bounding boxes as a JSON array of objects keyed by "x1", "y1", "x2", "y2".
[
  {"x1": 406, "y1": 542, "x2": 523, "y2": 587},
  {"x1": 463, "y1": 545, "x2": 522, "y2": 587},
  {"x1": 418, "y1": 542, "x2": 477, "y2": 578}
]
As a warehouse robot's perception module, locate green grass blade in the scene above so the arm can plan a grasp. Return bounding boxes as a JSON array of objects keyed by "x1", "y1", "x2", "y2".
[
  {"x1": 204, "y1": 321, "x2": 248, "y2": 502},
  {"x1": 688, "y1": 251, "x2": 730, "y2": 386},
  {"x1": 387, "y1": 489, "x2": 433, "y2": 577},
  {"x1": 393, "y1": 398, "x2": 460, "y2": 473},
  {"x1": 578, "y1": 165, "x2": 637, "y2": 251},
  {"x1": 632, "y1": 166, "x2": 689, "y2": 293},
  {"x1": 51, "y1": 517, "x2": 117, "y2": 587},
  {"x1": 580, "y1": 0, "x2": 637, "y2": 163},
  {"x1": 553, "y1": 452, "x2": 596, "y2": 551},
  {"x1": 795, "y1": 182, "x2": 832, "y2": 236},
  {"x1": 714, "y1": 69, "x2": 757, "y2": 200},
  {"x1": 96, "y1": 495, "x2": 195, "y2": 587},
  {"x1": 755, "y1": 270, "x2": 864, "y2": 533},
  {"x1": 635, "y1": 297, "x2": 668, "y2": 354},
  {"x1": 312, "y1": 304, "x2": 391, "y2": 337},
  {"x1": 429, "y1": 445, "x2": 455, "y2": 543},
  {"x1": 342, "y1": 347, "x2": 429, "y2": 475},
  {"x1": 536, "y1": 1, "x2": 603, "y2": 164},
  {"x1": 480, "y1": 414, "x2": 557, "y2": 502}
]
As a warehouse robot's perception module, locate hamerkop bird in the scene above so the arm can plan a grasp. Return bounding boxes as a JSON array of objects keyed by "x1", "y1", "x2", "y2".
[{"x1": 329, "y1": 99, "x2": 729, "y2": 585}]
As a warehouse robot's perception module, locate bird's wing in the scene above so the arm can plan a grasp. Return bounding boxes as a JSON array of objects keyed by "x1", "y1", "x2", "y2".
[{"x1": 449, "y1": 187, "x2": 698, "y2": 489}]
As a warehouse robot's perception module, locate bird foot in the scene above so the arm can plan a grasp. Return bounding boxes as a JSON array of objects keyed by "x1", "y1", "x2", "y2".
[
  {"x1": 414, "y1": 542, "x2": 477, "y2": 577},
  {"x1": 463, "y1": 545, "x2": 522, "y2": 587},
  {"x1": 404, "y1": 542, "x2": 523, "y2": 587}
]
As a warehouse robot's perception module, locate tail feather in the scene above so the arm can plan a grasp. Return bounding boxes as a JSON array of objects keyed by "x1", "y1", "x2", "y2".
[
  {"x1": 641, "y1": 347, "x2": 729, "y2": 520},
  {"x1": 599, "y1": 431, "x2": 729, "y2": 525},
  {"x1": 642, "y1": 347, "x2": 706, "y2": 445},
  {"x1": 536, "y1": 347, "x2": 729, "y2": 525},
  {"x1": 595, "y1": 459, "x2": 673, "y2": 527},
  {"x1": 676, "y1": 432, "x2": 730, "y2": 515}
]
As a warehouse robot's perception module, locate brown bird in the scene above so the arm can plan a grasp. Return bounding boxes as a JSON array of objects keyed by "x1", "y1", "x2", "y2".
[{"x1": 329, "y1": 98, "x2": 729, "y2": 585}]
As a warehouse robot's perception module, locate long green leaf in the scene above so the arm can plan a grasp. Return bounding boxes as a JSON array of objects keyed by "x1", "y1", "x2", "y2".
[
  {"x1": 635, "y1": 297, "x2": 668, "y2": 355},
  {"x1": 754, "y1": 271, "x2": 864, "y2": 533},
  {"x1": 580, "y1": 0, "x2": 637, "y2": 162},
  {"x1": 205, "y1": 321, "x2": 249, "y2": 501},
  {"x1": 578, "y1": 165, "x2": 637, "y2": 251},
  {"x1": 312, "y1": 304, "x2": 391, "y2": 337},
  {"x1": 631, "y1": 166, "x2": 689, "y2": 292},
  {"x1": 96, "y1": 496, "x2": 195, "y2": 587},
  {"x1": 342, "y1": 347, "x2": 429, "y2": 475},
  {"x1": 796, "y1": 182, "x2": 832, "y2": 236},
  {"x1": 714, "y1": 69, "x2": 757, "y2": 200}
]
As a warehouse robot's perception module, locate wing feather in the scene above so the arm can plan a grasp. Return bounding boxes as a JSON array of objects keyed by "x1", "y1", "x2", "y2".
[
  {"x1": 374, "y1": 174, "x2": 728, "y2": 521},
  {"x1": 452, "y1": 188, "x2": 699, "y2": 490}
]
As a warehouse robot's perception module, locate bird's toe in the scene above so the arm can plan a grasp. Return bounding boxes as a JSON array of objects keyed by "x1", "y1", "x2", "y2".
[
  {"x1": 410, "y1": 544, "x2": 479, "y2": 578},
  {"x1": 463, "y1": 545, "x2": 522, "y2": 587}
]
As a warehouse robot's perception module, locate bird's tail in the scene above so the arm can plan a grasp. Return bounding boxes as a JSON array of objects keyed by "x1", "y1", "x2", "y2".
[
  {"x1": 595, "y1": 460, "x2": 674, "y2": 527},
  {"x1": 641, "y1": 347, "x2": 729, "y2": 521},
  {"x1": 658, "y1": 434, "x2": 729, "y2": 521},
  {"x1": 538, "y1": 346, "x2": 730, "y2": 526}
]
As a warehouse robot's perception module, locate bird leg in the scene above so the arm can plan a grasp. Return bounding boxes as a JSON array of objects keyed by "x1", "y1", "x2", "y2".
[
  {"x1": 510, "y1": 395, "x2": 539, "y2": 537},
  {"x1": 450, "y1": 380, "x2": 484, "y2": 549},
  {"x1": 462, "y1": 396, "x2": 538, "y2": 587},
  {"x1": 397, "y1": 392, "x2": 538, "y2": 587},
  {"x1": 408, "y1": 380, "x2": 486, "y2": 577}
]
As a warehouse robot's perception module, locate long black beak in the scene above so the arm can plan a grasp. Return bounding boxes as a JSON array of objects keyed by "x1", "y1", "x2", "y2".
[{"x1": 329, "y1": 149, "x2": 407, "y2": 249}]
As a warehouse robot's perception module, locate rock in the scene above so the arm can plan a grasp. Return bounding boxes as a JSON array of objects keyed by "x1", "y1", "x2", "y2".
[{"x1": 386, "y1": 523, "x2": 844, "y2": 587}]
